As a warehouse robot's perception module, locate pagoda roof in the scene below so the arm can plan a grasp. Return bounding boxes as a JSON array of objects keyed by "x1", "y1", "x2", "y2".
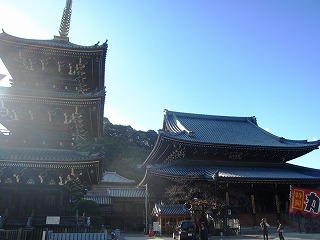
[
  {"x1": 141, "y1": 159, "x2": 320, "y2": 185},
  {"x1": 0, "y1": 146, "x2": 102, "y2": 163},
  {"x1": 162, "y1": 110, "x2": 319, "y2": 149},
  {"x1": 0, "y1": 30, "x2": 107, "y2": 51},
  {"x1": 0, "y1": 86, "x2": 105, "y2": 99}
]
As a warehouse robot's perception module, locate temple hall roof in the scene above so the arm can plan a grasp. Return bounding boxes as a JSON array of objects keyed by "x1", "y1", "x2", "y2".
[
  {"x1": 162, "y1": 110, "x2": 320, "y2": 149},
  {"x1": 145, "y1": 159, "x2": 320, "y2": 184}
]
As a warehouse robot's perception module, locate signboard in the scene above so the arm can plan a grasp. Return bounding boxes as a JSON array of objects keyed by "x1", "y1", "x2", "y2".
[
  {"x1": 153, "y1": 222, "x2": 160, "y2": 232},
  {"x1": 46, "y1": 216, "x2": 60, "y2": 225},
  {"x1": 290, "y1": 186, "x2": 320, "y2": 217}
]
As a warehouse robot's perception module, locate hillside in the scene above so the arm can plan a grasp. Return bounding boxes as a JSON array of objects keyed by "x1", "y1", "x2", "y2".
[{"x1": 77, "y1": 117, "x2": 158, "y2": 182}]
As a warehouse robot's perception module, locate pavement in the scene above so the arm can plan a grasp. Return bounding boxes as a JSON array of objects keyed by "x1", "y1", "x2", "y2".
[{"x1": 118, "y1": 230, "x2": 320, "y2": 240}]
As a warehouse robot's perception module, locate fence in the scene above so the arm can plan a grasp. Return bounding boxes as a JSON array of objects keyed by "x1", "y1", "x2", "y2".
[
  {"x1": 46, "y1": 232, "x2": 108, "y2": 240},
  {"x1": 0, "y1": 229, "x2": 31, "y2": 240}
]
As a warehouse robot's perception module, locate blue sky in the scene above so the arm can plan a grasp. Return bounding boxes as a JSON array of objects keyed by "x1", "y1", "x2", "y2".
[{"x1": 0, "y1": 0, "x2": 319, "y2": 168}]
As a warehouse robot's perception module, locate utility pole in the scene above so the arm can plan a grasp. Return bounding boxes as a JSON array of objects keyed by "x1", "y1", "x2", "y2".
[{"x1": 145, "y1": 184, "x2": 148, "y2": 233}]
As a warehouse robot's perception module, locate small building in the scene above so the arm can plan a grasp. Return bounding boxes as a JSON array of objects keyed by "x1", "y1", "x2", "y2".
[
  {"x1": 85, "y1": 172, "x2": 154, "y2": 231},
  {"x1": 152, "y1": 204, "x2": 192, "y2": 235}
]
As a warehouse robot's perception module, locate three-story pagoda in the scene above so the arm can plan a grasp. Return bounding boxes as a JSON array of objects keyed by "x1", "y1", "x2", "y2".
[{"x1": 0, "y1": 0, "x2": 107, "y2": 218}]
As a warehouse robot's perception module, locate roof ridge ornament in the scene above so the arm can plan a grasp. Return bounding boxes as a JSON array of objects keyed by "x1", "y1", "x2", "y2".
[{"x1": 58, "y1": 0, "x2": 72, "y2": 40}]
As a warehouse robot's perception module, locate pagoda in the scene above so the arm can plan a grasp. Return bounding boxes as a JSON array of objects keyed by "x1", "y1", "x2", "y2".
[
  {"x1": 0, "y1": 0, "x2": 107, "y2": 219},
  {"x1": 139, "y1": 109, "x2": 320, "y2": 229}
]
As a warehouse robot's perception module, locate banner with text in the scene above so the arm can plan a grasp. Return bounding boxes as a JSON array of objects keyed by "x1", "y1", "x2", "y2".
[{"x1": 290, "y1": 186, "x2": 320, "y2": 217}]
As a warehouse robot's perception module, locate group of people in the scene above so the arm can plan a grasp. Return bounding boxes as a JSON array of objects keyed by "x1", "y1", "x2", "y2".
[
  {"x1": 260, "y1": 218, "x2": 285, "y2": 240},
  {"x1": 199, "y1": 218, "x2": 285, "y2": 240}
]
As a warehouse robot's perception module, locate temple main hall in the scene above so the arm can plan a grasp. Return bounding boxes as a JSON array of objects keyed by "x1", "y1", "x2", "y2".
[{"x1": 139, "y1": 109, "x2": 320, "y2": 230}]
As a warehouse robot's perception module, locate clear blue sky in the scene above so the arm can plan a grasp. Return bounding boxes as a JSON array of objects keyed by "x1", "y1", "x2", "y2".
[{"x1": 0, "y1": 0, "x2": 319, "y2": 168}]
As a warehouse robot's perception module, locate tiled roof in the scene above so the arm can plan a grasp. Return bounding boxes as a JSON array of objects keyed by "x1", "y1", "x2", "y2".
[
  {"x1": 0, "y1": 87, "x2": 106, "y2": 99},
  {"x1": 85, "y1": 187, "x2": 148, "y2": 202},
  {"x1": 107, "y1": 187, "x2": 146, "y2": 198},
  {"x1": 0, "y1": 31, "x2": 107, "y2": 50},
  {"x1": 100, "y1": 172, "x2": 136, "y2": 184},
  {"x1": 84, "y1": 196, "x2": 111, "y2": 205},
  {"x1": 154, "y1": 204, "x2": 191, "y2": 215},
  {"x1": 162, "y1": 110, "x2": 320, "y2": 149},
  {"x1": 0, "y1": 146, "x2": 101, "y2": 162},
  {"x1": 148, "y1": 159, "x2": 320, "y2": 183}
]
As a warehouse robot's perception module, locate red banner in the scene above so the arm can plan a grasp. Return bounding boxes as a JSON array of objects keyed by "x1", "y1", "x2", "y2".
[{"x1": 290, "y1": 186, "x2": 320, "y2": 217}]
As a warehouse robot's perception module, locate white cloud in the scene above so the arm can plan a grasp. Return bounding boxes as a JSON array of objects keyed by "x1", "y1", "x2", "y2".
[{"x1": 313, "y1": 137, "x2": 318, "y2": 141}]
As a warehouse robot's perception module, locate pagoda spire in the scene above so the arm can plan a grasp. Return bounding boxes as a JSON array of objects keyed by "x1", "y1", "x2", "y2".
[{"x1": 58, "y1": 0, "x2": 72, "y2": 39}]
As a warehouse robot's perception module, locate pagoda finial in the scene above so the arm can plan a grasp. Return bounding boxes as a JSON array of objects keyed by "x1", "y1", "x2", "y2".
[{"x1": 58, "y1": 0, "x2": 72, "y2": 39}]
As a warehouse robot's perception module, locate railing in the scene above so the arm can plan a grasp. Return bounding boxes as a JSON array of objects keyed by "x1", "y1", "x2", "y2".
[
  {"x1": 46, "y1": 232, "x2": 108, "y2": 240},
  {"x1": 0, "y1": 229, "x2": 32, "y2": 240}
]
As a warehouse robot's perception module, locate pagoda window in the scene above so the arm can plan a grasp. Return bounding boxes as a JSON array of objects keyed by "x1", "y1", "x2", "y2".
[
  {"x1": 65, "y1": 86, "x2": 68, "y2": 90},
  {"x1": 53, "y1": 84, "x2": 56, "y2": 89},
  {"x1": 49, "y1": 109, "x2": 64, "y2": 123},
  {"x1": 42, "y1": 141, "x2": 46, "y2": 145},
  {"x1": 48, "y1": 179, "x2": 56, "y2": 185},
  {"x1": 34, "y1": 107, "x2": 50, "y2": 123},
  {"x1": 4, "y1": 178, "x2": 13, "y2": 183},
  {"x1": 46, "y1": 58, "x2": 58, "y2": 73},
  {"x1": 26, "y1": 178, "x2": 35, "y2": 184}
]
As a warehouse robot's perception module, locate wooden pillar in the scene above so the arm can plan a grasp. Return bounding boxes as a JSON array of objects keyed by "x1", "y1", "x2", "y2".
[
  {"x1": 251, "y1": 193, "x2": 257, "y2": 227},
  {"x1": 275, "y1": 193, "x2": 280, "y2": 220},
  {"x1": 226, "y1": 191, "x2": 230, "y2": 207}
]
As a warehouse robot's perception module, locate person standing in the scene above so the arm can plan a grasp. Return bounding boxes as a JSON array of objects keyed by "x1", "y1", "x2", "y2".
[
  {"x1": 277, "y1": 221, "x2": 285, "y2": 240},
  {"x1": 260, "y1": 218, "x2": 270, "y2": 240},
  {"x1": 199, "y1": 222, "x2": 208, "y2": 240}
]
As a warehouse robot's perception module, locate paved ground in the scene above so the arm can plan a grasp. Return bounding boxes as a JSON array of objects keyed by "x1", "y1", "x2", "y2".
[{"x1": 119, "y1": 231, "x2": 320, "y2": 240}]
